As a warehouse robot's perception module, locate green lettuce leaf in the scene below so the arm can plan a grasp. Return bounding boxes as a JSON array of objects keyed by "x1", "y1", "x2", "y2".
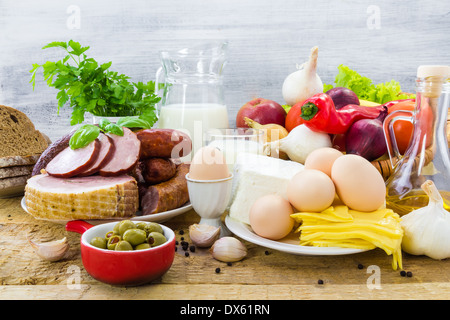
[{"x1": 324, "y1": 64, "x2": 415, "y2": 104}]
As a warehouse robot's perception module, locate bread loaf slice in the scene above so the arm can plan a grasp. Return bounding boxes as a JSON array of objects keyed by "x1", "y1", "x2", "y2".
[
  {"x1": 0, "y1": 105, "x2": 49, "y2": 158},
  {"x1": 24, "y1": 174, "x2": 139, "y2": 221}
]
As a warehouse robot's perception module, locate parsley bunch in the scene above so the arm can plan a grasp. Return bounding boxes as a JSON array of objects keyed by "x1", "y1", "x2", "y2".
[{"x1": 30, "y1": 40, "x2": 160, "y2": 126}]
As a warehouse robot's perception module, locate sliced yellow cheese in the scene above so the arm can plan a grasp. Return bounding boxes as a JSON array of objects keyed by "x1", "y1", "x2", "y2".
[{"x1": 290, "y1": 205, "x2": 403, "y2": 270}]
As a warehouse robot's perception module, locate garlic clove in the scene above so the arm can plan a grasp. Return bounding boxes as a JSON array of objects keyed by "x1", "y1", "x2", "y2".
[
  {"x1": 189, "y1": 224, "x2": 221, "y2": 248},
  {"x1": 28, "y1": 236, "x2": 70, "y2": 262},
  {"x1": 210, "y1": 236, "x2": 247, "y2": 262}
]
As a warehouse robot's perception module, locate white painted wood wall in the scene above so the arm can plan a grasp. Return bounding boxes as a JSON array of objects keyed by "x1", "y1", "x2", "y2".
[{"x1": 1, "y1": 0, "x2": 449, "y2": 141}]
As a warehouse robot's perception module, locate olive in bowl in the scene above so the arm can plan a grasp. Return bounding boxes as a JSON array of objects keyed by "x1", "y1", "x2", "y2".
[{"x1": 66, "y1": 220, "x2": 175, "y2": 286}]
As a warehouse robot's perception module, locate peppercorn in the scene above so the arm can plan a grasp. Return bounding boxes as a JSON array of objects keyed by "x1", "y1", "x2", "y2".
[
  {"x1": 179, "y1": 230, "x2": 184, "y2": 235},
  {"x1": 215, "y1": 267, "x2": 221, "y2": 273},
  {"x1": 357, "y1": 264, "x2": 364, "y2": 270},
  {"x1": 400, "y1": 270, "x2": 406, "y2": 277},
  {"x1": 189, "y1": 245, "x2": 195, "y2": 252},
  {"x1": 264, "y1": 250, "x2": 270, "y2": 255},
  {"x1": 185, "y1": 251, "x2": 189, "y2": 257},
  {"x1": 407, "y1": 271, "x2": 413, "y2": 277},
  {"x1": 227, "y1": 262, "x2": 232, "y2": 266},
  {"x1": 318, "y1": 279, "x2": 324, "y2": 285}
]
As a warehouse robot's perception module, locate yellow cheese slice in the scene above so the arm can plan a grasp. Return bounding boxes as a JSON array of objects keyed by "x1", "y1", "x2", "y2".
[{"x1": 290, "y1": 205, "x2": 404, "y2": 270}]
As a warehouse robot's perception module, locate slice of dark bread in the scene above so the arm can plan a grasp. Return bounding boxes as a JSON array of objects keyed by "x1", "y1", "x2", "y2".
[{"x1": 0, "y1": 105, "x2": 49, "y2": 158}]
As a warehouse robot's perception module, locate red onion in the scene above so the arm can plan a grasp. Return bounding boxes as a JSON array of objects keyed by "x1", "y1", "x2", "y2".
[
  {"x1": 345, "y1": 106, "x2": 388, "y2": 162},
  {"x1": 326, "y1": 87, "x2": 360, "y2": 110}
]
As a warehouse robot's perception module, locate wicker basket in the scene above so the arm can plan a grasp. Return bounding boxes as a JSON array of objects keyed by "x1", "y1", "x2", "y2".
[{"x1": 372, "y1": 108, "x2": 450, "y2": 180}]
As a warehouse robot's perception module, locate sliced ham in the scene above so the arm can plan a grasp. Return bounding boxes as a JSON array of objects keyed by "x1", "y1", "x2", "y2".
[
  {"x1": 24, "y1": 173, "x2": 139, "y2": 220},
  {"x1": 99, "y1": 127, "x2": 141, "y2": 177},
  {"x1": 45, "y1": 139, "x2": 100, "y2": 178},
  {"x1": 78, "y1": 133, "x2": 114, "y2": 177}
]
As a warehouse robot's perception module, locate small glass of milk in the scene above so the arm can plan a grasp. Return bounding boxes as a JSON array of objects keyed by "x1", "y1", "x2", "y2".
[{"x1": 205, "y1": 128, "x2": 265, "y2": 172}]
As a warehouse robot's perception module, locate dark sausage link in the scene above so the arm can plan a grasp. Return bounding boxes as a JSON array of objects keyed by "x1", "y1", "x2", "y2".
[
  {"x1": 140, "y1": 163, "x2": 190, "y2": 215},
  {"x1": 136, "y1": 129, "x2": 192, "y2": 159},
  {"x1": 140, "y1": 158, "x2": 177, "y2": 185}
]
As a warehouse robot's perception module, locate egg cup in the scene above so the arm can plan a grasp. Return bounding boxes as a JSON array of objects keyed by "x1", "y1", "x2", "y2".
[{"x1": 186, "y1": 173, "x2": 233, "y2": 237}]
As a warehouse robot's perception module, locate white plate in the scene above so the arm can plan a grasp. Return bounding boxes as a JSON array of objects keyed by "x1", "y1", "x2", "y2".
[
  {"x1": 225, "y1": 215, "x2": 370, "y2": 256},
  {"x1": 21, "y1": 197, "x2": 192, "y2": 225}
]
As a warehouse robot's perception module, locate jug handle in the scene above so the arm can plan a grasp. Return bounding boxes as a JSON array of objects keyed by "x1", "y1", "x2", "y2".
[
  {"x1": 155, "y1": 66, "x2": 164, "y2": 109},
  {"x1": 383, "y1": 109, "x2": 415, "y2": 168}
]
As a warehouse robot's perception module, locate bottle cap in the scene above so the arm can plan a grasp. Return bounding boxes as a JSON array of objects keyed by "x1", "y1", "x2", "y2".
[{"x1": 417, "y1": 65, "x2": 450, "y2": 78}]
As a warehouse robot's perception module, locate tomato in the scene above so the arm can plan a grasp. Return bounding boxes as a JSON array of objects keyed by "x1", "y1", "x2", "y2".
[
  {"x1": 388, "y1": 100, "x2": 432, "y2": 155},
  {"x1": 285, "y1": 103, "x2": 304, "y2": 132},
  {"x1": 388, "y1": 101, "x2": 415, "y2": 155}
]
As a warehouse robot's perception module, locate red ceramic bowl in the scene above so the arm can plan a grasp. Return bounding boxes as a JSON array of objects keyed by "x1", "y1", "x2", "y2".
[{"x1": 66, "y1": 220, "x2": 175, "y2": 286}]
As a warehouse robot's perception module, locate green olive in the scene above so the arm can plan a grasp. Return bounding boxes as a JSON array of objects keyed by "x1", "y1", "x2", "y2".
[
  {"x1": 123, "y1": 228, "x2": 147, "y2": 246},
  {"x1": 107, "y1": 235, "x2": 121, "y2": 250},
  {"x1": 115, "y1": 240, "x2": 133, "y2": 251},
  {"x1": 135, "y1": 222, "x2": 148, "y2": 231},
  {"x1": 143, "y1": 222, "x2": 164, "y2": 235},
  {"x1": 105, "y1": 230, "x2": 115, "y2": 240},
  {"x1": 147, "y1": 232, "x2": 167, "y2": 247},
  {"x1": 113, "y1": 222, "x2": 120, "y2": 235},
  {"x1": 134, "y1": 243, "x2": 151, "y2": 250},
  {"x1": 118, "y1": 220, "x2": 136, "y2": 236},
  {"x1": 90, "y1": 237, "x2": 107, "y2": 249}
]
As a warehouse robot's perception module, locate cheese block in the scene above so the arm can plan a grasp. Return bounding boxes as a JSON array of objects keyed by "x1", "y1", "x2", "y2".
[
  {"x1": 229, "y1": 153, "x2": 304, "y2": 225},
  {"x1": 25, "y1": 174, "x2": 139, "y2": 221}
]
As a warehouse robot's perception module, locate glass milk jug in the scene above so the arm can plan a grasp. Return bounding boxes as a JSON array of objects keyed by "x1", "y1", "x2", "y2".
[
  {"x1": 155, "y1": 41, "x2": 230, "y2": 157},
  {"x1": 383, "y1": 65, "x2": 450, "y2": 215}
]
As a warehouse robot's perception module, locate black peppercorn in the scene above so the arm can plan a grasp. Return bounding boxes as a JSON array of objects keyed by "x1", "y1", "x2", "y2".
[
  {"x1": 215, "y1": 267, "x2": 221, "y2": 273},
  {"x1": 227, "y1": 262, "x2": 232, "y2": 266},
  {"x1": 189, "y1": 245, "x2": 195, "y2": 252},
  {"x1": 318, "y1": 279, "x2": 324, "y2": 285},
  {"x1": 406, "y1": 271, "x2": 413, "y2": 277},
  {"x1": 264, "y1": 250, "x2": 270, "y2": 255},
  {"x1": 358, "y1": 264, "x2": 364, "y2": 270},
  {"x1": 185, "y1": 251, "x2": 189, "y2": 257},
  {"x1": 179, "y1": 230, "x2": 184, "y2": 235},
  {"x1": 400, "y1": 270, "x2": 406, "y2": 277}
]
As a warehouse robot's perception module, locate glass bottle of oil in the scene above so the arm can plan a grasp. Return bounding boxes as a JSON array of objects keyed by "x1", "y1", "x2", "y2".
[{"x1": 383, "y1": 65, "x2": 450, "y2": 215}]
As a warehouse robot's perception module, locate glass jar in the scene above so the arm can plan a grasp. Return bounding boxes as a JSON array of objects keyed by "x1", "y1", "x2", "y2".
[{"x1": 383, "y1": 65, "x2": 450, "y2": 215}]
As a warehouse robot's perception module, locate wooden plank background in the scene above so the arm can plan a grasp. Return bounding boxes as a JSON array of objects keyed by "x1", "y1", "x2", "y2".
[{"x1": 1, "y1": 0, "x2": 449, "y2": 141}]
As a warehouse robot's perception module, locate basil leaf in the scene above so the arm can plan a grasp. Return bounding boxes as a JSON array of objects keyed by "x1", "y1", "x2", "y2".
[
  {"x1": 104, "y1": 123, "x2": 124, "y2": 136},
  {"x1": 98, "y1": 118, "x2": 111, "y2": 131},
  {"x1": 116, "y1": 116, "x2": 152, "y2": 129},
  {"x1": 69, "y1": 124, "x2": 101, "y2": 150}
]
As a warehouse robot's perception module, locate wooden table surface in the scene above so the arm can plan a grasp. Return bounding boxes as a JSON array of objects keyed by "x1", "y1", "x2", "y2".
[{"x1": 1, "y1": 196, "x2": 449, "y2": 301}]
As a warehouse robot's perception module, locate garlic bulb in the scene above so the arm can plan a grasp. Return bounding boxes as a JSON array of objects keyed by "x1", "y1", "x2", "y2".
[
  {"x1": 189, "y1": 224, "x2": 221, "y2": 248},
  {"x1": 400, "y1": 180, "x2": 450, "y2": 260},
  {"x1": 28, "y1": 236, "x2": 70, "y2": 262},
  {"x1": 210, "y1": 236, "x2": 247, "y2": 262},
  {"x1": 282, "y1": 46, "x2": 323, "y2": 106}
]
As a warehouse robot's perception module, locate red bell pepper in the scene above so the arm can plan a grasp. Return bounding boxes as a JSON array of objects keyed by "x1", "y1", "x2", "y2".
[{"x1": 285, "y1": 93, "x2": 414, "y2": 134}]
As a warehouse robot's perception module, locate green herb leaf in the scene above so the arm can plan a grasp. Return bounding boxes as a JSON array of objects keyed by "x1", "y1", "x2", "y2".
[
  {"x1": 116, "y1": 116, "x2": 152, "y2": 129},
  {"x1": 98, "y1": 118, "x2": 111, "y2": 131},
  {"x1": 104, "y1": 123, "x2": 124, "y2": 136},
  {"x1": 69, "y1": 124, "x2": 101, "y2": 150},
  {"x1": 31, "y1": 40, "x2": 160, "y2": 127}
]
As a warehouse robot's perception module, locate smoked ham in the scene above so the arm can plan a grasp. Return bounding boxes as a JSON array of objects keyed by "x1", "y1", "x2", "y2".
[
  {"x1": 99, "y1": 127, "x2": 140, "y2": 176},
  {"x1": 25, "y1": 174, "x2": 139, "y2": 220},
  {"x1": 45, "y1": 139, "x2": 100, "y2": 178}
]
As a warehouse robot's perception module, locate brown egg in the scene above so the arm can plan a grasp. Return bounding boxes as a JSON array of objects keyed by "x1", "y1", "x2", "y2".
[
  {"x1": 331, "y1": 154, "x2": 386, "y2": 212},
  {"x1": 304, "y1": 147, "x2": 343, "y2": 177},
  {"x1": 287, "y1": 169, "x2": 336, "y2": 212},
  {"x1": 249, "y1": 194, "x2": 294, "y2": 240},
  {"x1": 188, "y1": 146, "x2": 230, "y2": 180}
]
